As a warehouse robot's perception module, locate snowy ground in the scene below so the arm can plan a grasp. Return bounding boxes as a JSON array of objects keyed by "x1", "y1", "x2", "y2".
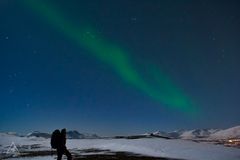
[{"x1": 1, "y1": 133, "x2": 240, "y2": 160}]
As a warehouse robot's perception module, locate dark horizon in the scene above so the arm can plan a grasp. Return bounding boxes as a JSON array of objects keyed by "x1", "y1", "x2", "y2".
[{"x1": 1, "y1": 124, "x2": 239, "y2": 137}]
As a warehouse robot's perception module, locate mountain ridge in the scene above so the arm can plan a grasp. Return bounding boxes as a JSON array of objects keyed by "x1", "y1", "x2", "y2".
[
  {"x1": 26, "y1": 130, "x2": 100, "y2": 139},
  {"x1": 2, "y1": 125, "x2": 240, "y2": 140}
]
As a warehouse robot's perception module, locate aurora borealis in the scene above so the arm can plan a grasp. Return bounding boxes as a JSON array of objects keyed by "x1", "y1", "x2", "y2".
[
  {"x1": 0, "y1": 0, "x2": 240, "y2": 135},
  {"x1": 23, "y1": 0, "x2": 197, "y2": 114}
]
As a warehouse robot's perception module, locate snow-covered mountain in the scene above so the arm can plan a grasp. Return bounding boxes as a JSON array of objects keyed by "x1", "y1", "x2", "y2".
[
  {"x1": 27, "y1": 131, "x2": 51, "y2": 138},
  {"x1": 178, "y1": 129, "x2": 220, "y2": 139},
  {"x1": 26, "y1": 130, "x2": 99, "y2": 139},
  {"x1": 148, "y1": 126, "x2": 240, "y2": 140},
  {"x1": 67, "y1": 130, "x2": 99, "y2": 139},
  {"x1": 210, "y1": 126, "x2": 240, "y2": 139},
  {"x1": 144, "y1": 131, "x2": 171, "y2": 139},
  {"x1": 179, "y1": 126, "x2": 240, "y2": 140},
  {"x1": 167, "y1": 130, "x2": 185, "y2": 138},
  {"x1": 151, "y1": 131, "x2": 169, "y2": 137},
  {"x1": 4, "y1": 125, "x2": 240, "y2": 141}
]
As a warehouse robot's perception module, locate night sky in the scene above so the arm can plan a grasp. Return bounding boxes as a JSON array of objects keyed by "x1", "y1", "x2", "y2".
[{"x1": 0, "y1": 0, "x2": 240, "y2": 136}]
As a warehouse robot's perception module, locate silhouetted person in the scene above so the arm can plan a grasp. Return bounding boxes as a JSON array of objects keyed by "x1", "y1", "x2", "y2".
[{"x1": 57, "y1": 128, "x2": 72, "y2": 160}]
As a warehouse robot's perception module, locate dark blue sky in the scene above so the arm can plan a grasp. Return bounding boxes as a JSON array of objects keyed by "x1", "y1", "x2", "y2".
[{"x1": 0, "y1": 0, "x2": 240, "y2": 136}]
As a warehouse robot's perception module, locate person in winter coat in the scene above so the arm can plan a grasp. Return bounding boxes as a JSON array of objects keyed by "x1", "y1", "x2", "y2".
[{"x1": 57, "y1": 128, "x2": 72, "y2": 160}]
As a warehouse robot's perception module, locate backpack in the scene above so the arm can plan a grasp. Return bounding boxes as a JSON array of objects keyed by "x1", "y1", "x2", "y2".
[{"x1": 51, "y1": 129, "x2": 61, "y2": 149}]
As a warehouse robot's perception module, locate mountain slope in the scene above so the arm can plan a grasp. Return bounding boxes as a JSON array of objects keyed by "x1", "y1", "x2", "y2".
[
  {"x1": 67, "y1": 130, "x2": 99, "y2": 139},
  {"x1": 179, "y1": 129, "x2": 220, "y2": 139},
  {"x1": 26, "y1": 130, "x2": 99, "y2": 139},
  {"x1": 27, "y1": 131, "x2": 51, "y2": 138},
  {"x1": 210, "y1": 126, "x2": 240, "y2": 139}
]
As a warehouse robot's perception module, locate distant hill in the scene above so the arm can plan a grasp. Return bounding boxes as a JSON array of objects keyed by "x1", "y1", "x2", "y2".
[
  {"x1": 27, "y1": 131, "x2": 51, "y2": 138},
  {"x1": 178, "y1": 129, "x2": 220, "y2": 139},
  {"x1": 147, "y1": 126, "x2": 240, "y2": 140},
  {"x1": 3, "y1": 125, "x2": 240, "y2": 140},
  {"x1": 67, "y1": 130, "x2": 99, "y2": 139},
  {"x1": 26, "y1": 130, "x2": 99, "y2": 139},
  {"x1": 209, "y1": 126, "x2": 240, "y2": 139}
]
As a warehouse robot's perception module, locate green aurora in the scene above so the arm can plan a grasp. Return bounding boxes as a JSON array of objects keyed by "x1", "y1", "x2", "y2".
[{"x1": 22, "y1": 0, "x2": 198, "y2": 115}]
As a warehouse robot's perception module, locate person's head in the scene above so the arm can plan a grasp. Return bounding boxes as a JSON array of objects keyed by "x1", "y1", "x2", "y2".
[{"x1": 61, "y1": 128, "x2": 66, "y2": 135}]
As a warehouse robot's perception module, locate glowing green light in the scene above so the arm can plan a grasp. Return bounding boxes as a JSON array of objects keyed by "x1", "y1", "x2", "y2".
[{"x1": 23, "y1": 0, "x2": 198, "y2": 114}]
